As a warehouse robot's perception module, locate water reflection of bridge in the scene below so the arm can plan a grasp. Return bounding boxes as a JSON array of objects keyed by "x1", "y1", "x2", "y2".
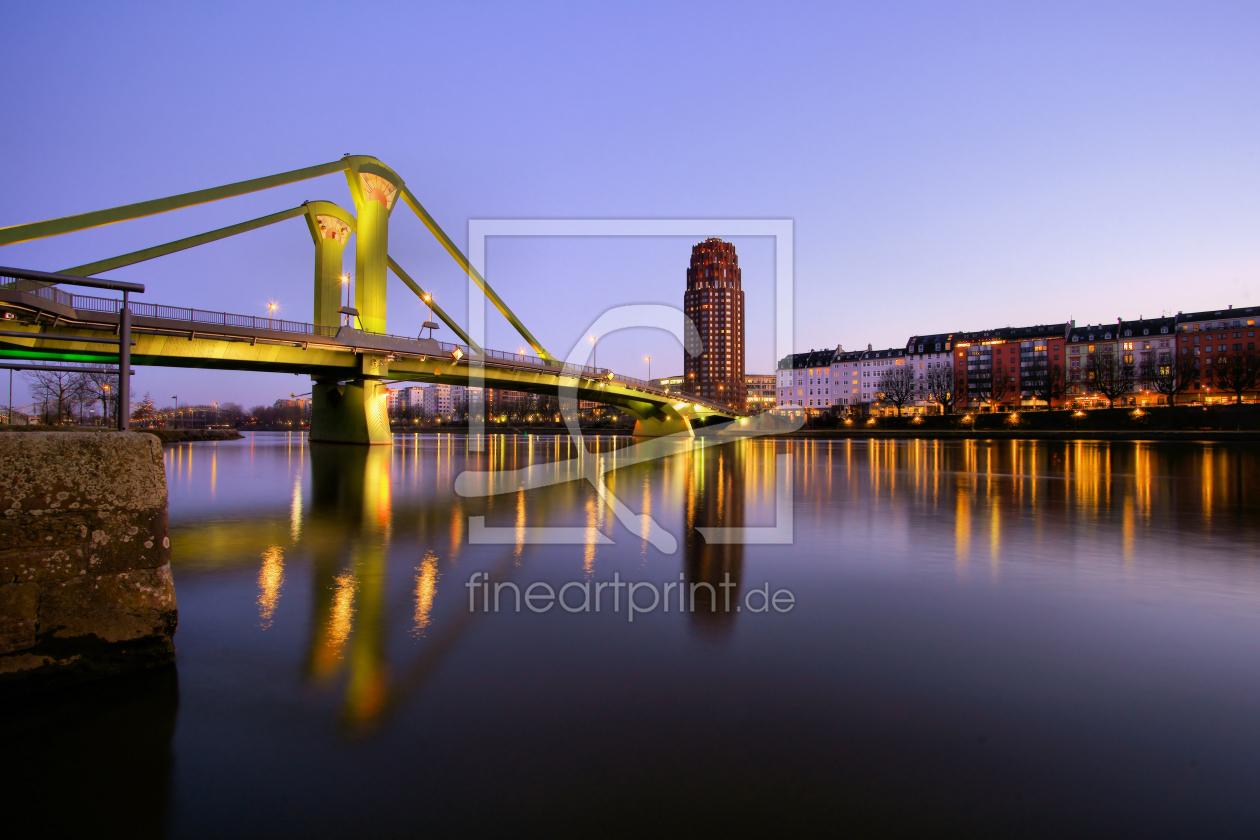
[{"x1": 167, "y1": 435, "x2": 1260, "y2": 733}]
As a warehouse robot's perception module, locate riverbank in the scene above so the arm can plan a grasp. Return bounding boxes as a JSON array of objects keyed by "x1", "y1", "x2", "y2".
[
  {"x1": 776, "y1": 429, "x2": 1260, "y2": 442},
  {"x1": 0, "y1": 426, "x2": 242, "y2": 443}
]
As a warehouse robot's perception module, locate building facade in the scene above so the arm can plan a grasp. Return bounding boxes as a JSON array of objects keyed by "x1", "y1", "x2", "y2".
[
  {"x1": 745, "y1": 374, "x2": 775, "y2": 413},
  {"x1": 904, "y1": 332, "x2": 957, "y2": 414},
  {"x1": 683, "y1": 238, "x2": 745, "y2": 409},
  {"x1": 776, "y1": 348, "x2": 837, "y2": 411},
  {"x1": 423, "y1": 384, "x2": 467, "y2": 418},
  {"x1": 1064, "y1": 317, "x2": 1176, "y2": 407},
  {"x1": 1174, "y1": 305, "x2": 1259, "y2": 404},
  {"x1": 953, "y1": 323, "x2": 1071, "y2": 410},
  {"x1": 855, "y1": 345, "x2": 908, "y2": 414},
  {"x1": 830, "y1": 349, "x2": 863, "y2": 410}
]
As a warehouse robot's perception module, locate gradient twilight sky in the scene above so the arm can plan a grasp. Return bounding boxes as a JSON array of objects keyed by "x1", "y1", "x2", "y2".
[{"x1": 2, "y1": 1, "x2": 1258, "y2": 410}]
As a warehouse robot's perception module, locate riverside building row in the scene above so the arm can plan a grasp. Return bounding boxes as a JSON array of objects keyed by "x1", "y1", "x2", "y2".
[{"x1": 776, "y1": 306, "x2": 1260, "y2": 414}]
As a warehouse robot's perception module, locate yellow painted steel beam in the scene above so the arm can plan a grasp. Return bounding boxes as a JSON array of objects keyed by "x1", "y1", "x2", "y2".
[
  {"x1": 0, "y1": 159, "x2": 350, "y2": 247},
  {"x1": 0, "y1": 324, "x2": 739, "y2": 426},
  {"x1": 62, "y1": 206, "x2": 309, "y2": 275},
  {"x1": 397, "y1": 184, "x2": 556, "y2": 365},
  {"x1": 386, "y1": 256, "x2": 483, "y2": 354}
]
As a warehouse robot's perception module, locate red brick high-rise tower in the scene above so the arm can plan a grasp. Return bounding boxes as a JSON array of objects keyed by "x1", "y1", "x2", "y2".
[{"x1": 683, "y1": 238, "x2": 745, "y2": 408}]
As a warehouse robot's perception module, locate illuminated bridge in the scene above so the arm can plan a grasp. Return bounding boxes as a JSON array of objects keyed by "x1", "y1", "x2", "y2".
[{"x1": 0, "y1": 156, "x2": 747, "y2": 442}]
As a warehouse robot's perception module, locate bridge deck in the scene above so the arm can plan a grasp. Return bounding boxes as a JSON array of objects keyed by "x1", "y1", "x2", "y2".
[{"x1": 0, "y1": 276, "x2": 743, "y2": 421}]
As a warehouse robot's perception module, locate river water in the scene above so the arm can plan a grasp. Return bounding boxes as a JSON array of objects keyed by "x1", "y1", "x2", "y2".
[{"x1": 11, "y1": 432, "x2": 1260, "y2": 837}]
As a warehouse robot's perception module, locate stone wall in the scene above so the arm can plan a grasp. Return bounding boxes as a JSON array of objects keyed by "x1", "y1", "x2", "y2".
[{"x1": 0, "y1": 431, "x2": 176, "y2": 686}]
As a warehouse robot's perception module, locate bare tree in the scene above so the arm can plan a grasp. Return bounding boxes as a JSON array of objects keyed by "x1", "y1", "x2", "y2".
[
  {"x1": 1027, "y1": 360, "x2": 1068, "y2": 409},
  {"x1": 1208, "y1": 350, "x2": 1260, "y2": 404},
  {"x1": 24, "y1": 368, "x2": 90, "y2": 425},
  {"x1": 968, "y1": 359, "x2": 1010, "y2": 410},
  {"x1": 1141, "y1": 353, "x2": 1198, "y2": 407},
  {"x1": 1086, "y1": 352, "x2": 1136, "y2": 408},
  {"x1": 75, "y1": 367, "x2": 119, "y2": 425},
  {"x1": 876, "y1": 364, "x2": 916, "y2": 416},
  {"x1": 452, "y1": 390, "x2": 469, "y2": 421},
  {"x1": 923, "y1": 364, "x2": 962, "y2": 414}
]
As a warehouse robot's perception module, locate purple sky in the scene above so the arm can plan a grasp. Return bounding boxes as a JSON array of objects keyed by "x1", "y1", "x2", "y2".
[{"x1": 2, "y1": 1, "x2": 1258, "y2": 411}]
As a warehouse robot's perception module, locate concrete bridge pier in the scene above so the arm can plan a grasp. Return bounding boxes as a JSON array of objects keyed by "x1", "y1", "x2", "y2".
[
  {"x1": 620, "y1": 399, "x2": 695, "y2": 438},
  {"x1": 309, "y1": 379, "x2": 393, "y2": 445}
]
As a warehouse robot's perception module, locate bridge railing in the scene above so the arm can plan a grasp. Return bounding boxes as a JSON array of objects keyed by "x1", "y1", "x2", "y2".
[
  {"x1": 0, "y1": 277, "x2": 741, "y2": 414},
  {"x1": 0, "y1": 277, "x2": 338, "y2": 336}
]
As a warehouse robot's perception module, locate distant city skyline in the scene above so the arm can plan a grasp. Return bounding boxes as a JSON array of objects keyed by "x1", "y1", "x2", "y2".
[{"x1": 2, "y1": 2, "x2": 1257, "y2": 409}]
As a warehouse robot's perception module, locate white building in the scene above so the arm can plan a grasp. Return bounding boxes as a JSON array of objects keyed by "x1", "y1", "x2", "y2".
[
  {"x1": 855, "y1": 345, "x2": 908, "y2": 414},
  {"x1": 423, "y1": 384, "x2": 467, "y2": 418},
  {"x1": 903, "y1": 332, "x2": 957, "y2": 414},
  {"x1": 776, "y1": 347, "x2": 838, "y2": 411},
  {"x1": 830, "y1": 349, "x2": 863, "y2": 409},
  {"x1": 388, "y1": 386, "x2": 425, "y2": 414}
]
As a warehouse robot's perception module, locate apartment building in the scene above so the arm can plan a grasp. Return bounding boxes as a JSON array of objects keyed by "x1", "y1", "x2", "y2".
[
  {"x1": 855, "y1": 345, "x2": 908, "y2": 414},
  {"x1": 1174, "y1": 305, "x2": 1259, "y2": 403},
  {"x1": 387, "y1": 386, "x2": 425, "y2": 414},
  {"x1": 953, "y1": 323, "x2": 1071, "y2": 410},
  {"x1": 423, "y1": 384, "x2": 467, "y2": 418},
  {"x1": 776, "y1": 348, "x2": 837, "y2": 410},
  {"x1": 745, "y1": 374, "x2": 776, "y2": 414},
  {"x1": 830, "y1": 350, "x2": 863, "y2": 409},
  {"x1": 1065, "y1": 318, "x2": 1174, "y2": 407},
  {"x1": 904, "y1": 332, "x2": 957, "y2": 414}
]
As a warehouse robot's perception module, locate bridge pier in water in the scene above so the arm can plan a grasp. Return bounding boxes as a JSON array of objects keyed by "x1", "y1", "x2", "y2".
[{"x1": 309, "y1": 379, "x2": 393, "y2": 445}]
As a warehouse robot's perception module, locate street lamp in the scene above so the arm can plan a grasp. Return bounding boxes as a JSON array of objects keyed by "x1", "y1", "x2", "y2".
[
  {"x1": 340, "y1": 274, "x2": 353, "y2": 324},
  {"x1": 645, "y1": 355, "x2": 651, "y2": 382},
  {"x1": 589, "y1": 335, "x2": 597, "y2": 370}
]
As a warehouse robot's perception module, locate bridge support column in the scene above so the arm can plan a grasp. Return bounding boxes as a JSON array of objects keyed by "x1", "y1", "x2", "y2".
[
  {"x1": 620, "y1": 400, "x2": 695, "y2": 438},
  {"x1": 345, "y1": 161, "x2": 403, "y2": 335},
  {"x1": 304, "y1": 202, "x2": 356, "y2": 329},
  {"x1": 309, "y1": 379, "x2": 393, "y2": 445}
]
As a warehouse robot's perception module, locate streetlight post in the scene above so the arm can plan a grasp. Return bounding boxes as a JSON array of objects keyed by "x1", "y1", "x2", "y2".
[
  {"x1": 645, "y1": 355, "x2": 651, "y2": 382},
  {"x1": 118, "y1": 290, "x2": 131, "y2": 431},
  {"x1": 589, "y1": 335, "x2": 597, "y2": 370}
]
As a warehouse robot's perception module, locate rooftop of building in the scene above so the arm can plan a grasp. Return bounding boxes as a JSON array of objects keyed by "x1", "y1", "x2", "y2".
[
  {"x1": 955, "y1": 323, "x2": 1071, "y2": 344},
  {"x1": 905, "y1": 332, "x2": 957, "y2": 351},
  {"x1": 778, "y1": 348, "x2": 838, "y2": 370},
  {"x1": 1175, "y1": 305, "x2": 1259, "y2": 324},
  {"x1": 1068, "y1": 316, "x2": 1175, "y2": 341},
  {"x1": 857, "y1": 346, "x2": 906, "y2": 360}
]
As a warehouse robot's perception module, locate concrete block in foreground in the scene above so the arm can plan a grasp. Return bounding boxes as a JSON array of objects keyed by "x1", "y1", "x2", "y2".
[{"x1": 0, "y1": 431, "x2": 176, "y2": 687}]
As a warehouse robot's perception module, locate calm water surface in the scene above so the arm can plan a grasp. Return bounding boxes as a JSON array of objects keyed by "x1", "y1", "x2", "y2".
[{"x1": 12, "y1": 432, "x2": 1260, "y2": 837}]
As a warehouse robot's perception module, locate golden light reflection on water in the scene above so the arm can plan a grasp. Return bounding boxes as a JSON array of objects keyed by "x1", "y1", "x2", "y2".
[
  {"x1": 290, "y1": 477, "x2": 302, "y2": 542},
  {"x1": 257, "y1": 545, "x2": 284, "y2": 628},
  {"x1": 325, "y1": 572, "x2": 358, "y2": 659},
  {"x1": 166, "y1": 434, "x2": 1260, "y2": 734},
  {"x1": 412, "y1": 550, "x2": 440, "y2": 635}
]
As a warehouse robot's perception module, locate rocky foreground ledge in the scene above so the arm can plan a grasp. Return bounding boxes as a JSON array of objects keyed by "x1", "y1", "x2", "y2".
[{"x1": 0, "y1": 432, "x2": 176, "y2": 689}]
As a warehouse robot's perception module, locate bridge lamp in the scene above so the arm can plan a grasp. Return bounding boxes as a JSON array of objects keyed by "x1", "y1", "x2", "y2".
[{"x1": 450, "y1": 347, "x2": 464, "y2": 361}]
